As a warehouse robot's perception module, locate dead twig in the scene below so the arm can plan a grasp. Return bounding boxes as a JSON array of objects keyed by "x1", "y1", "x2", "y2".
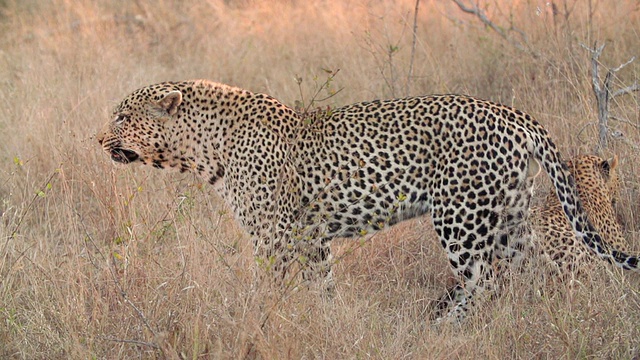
[
  {"x1": 405, "y1": 0, "x2": 420, "y2": 96},
  {"x1": 612, "y1": 81, "x2": 640, "y2": 98},
  {"x1": 101, "y1": 336, "x2": 160, "y2": 349},
  {"x1": 452, "y1": 0, "x2": 539, "y2": 58},
  {"x1": 610, "y1": 115, "x2": 640, "y2": 129},
  {"x1": 0, "y1": 169, "x2": 58, "y2": 276},
  {"x1": 76, "y1": 209, "x2": 161, "y2": 352},
  {"x1": 582, "y1": 42, "x2": 640, "y2": 151}
]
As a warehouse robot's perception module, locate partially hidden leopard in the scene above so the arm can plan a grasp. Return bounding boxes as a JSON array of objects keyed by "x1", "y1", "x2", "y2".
[
  {"x1": 531, "y1": 154, "x2": 630, "y2": 277},
  {"x1": 97, "y1": 79, "x2": 639, "y2": 322}
]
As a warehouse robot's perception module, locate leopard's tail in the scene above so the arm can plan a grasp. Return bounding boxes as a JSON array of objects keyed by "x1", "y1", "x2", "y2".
[{"x1": 530, "y1": 128, "x2": 639, "y2": 272}]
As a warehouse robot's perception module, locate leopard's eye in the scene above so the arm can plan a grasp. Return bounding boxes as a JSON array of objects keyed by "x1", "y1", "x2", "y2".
[{"x1": 115, "y1": 114, "x2": 129, "y2": 124}]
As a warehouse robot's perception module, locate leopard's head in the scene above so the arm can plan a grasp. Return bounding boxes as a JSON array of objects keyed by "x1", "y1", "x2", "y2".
[{"x1": 98, "y1": 83, "x2": 183, "y2": 169}]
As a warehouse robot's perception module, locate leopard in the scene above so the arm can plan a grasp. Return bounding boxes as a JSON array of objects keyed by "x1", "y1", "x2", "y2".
[
  {"x1": 97, "y1": 79, "x2": 639, "y2": 323},
  {"x1": 531, "y1": 154, "x2": 629, "y2": 276}
]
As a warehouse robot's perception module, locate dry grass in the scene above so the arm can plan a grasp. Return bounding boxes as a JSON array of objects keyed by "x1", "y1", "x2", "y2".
[{"x1": 0, "y1": 0, "x2": 639, "y2": 358}]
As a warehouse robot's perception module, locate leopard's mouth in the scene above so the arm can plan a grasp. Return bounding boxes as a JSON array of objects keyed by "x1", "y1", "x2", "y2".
[{"x1": 110, "y1": 148, "x2": 139, "y2": 164}]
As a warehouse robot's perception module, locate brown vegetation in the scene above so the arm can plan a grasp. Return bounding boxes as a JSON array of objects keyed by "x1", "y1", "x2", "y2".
[{"x1": 0, "y1": 0, "x2": 639, "y2": 358}]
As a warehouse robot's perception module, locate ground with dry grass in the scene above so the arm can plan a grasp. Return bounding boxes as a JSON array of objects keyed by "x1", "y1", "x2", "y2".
[{"x1": 0, "y1": 1, "x2": 639, "y2": 358}]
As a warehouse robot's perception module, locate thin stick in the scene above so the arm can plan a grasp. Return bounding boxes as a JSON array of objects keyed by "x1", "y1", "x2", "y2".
[
  {"x1": 452, "y1": 0, "x2": 538, "y2": 58},
  {"x1": 76, "y1": 209, "x2": 160, "y2": 346},
  {"x1": 101, "y1": 336, "x2": 160, "y2": 349},
  {"x1": 406, "y1": 0, "x2": 420, "y2": 96},
  {"x1": 0, "y1": 169, "x2": 58, "y2": 276}
]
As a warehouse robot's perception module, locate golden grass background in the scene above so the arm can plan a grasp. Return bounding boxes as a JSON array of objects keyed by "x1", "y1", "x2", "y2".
[{"x1": 0, "y1": 0, "x2": 639, "y2": 358}]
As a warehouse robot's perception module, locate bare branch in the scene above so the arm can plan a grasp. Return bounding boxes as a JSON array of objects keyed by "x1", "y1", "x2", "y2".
[
  {"x1": 581, "y1": 42, "x2": 605, "y2": 94},
  {"x1": 612, "y1": 82, "x2": 640, "y2": 98},
  {"x1": 612, "y1": 56, "x2": 636, "y2": 72},
  {"x1": 101, "y1": 336, "x2": 160, "y2": 349},
  {"x1": 452, "y1": 0, "x2": 507, "y2": 40},
  {"x1": 610, "y1": 115, "x2": 640, "y2": 129},
  {"x1": 451, "y1": 0, "x2": 538, "y2": 57},
  {"x1": 582, "y1": 41, "x2": 639, "y2": 151},
  {"x1": 405, "y1": 0, "x2": 420, "y2": 96},
  {"x1": 576, "y1": 122, "x2": 595, "y2": 144},
  {"x1": 580, "y1": 42, "x2": 605, "y2": 55}
]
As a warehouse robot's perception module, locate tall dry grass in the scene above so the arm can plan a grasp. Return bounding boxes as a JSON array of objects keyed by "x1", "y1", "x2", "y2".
[{"x1": 0, "y1": 0, "x2": 639, "y2": 358}]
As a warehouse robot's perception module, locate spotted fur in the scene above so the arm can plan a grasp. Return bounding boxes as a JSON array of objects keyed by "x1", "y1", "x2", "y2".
[
  {"x1": 532, "y1": 154, "x2": 631, "y2": 275},
  {"x1": 98, "y1": 80, "x2": 638, "y2": 322}
]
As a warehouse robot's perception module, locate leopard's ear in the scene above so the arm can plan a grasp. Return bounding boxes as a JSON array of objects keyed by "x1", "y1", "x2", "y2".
[
  {"x1": 157, "y1": 91, "x2": 182, "y2": 116},
  {"x1": 608, "y1": 155, "x2": 618, "y2": 171},
  {"x1": 601, "y1": 155, "x2": 618, "y2": 174}
]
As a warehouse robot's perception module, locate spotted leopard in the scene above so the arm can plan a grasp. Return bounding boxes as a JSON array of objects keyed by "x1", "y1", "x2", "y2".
[
  {"x1": 97, "y1": 80, "x2": 639, "y2": 322},
  {"x1": 532, "y1": 154, "x2": 630, "y2": 276}
]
